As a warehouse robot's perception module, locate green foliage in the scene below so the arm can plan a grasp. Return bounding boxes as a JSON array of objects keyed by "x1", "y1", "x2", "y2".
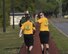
[
  {"x1": 62, "y1": 0, "x2": 68, "y2": 15},
  {"x1": 14, "y1": 0, "x2": 36, "y2": 13},
  {"x1": 34, "y1": 0, "x2": 59, "y2": 15},
  {"x1": 0, "y1": 26, "x2": 23, "y2": 54},
  {"x1": 0, "y1": 0, "x2": 68, "y2": 27},
  {"x1": 49, "y1": 23, "x2": 68, "y2": 54},
  {"x1": 0, "y1": 0, "x2": 11, "y2": 27}
]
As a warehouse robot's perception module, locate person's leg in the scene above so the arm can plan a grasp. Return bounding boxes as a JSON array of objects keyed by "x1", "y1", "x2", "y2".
[
  {"x1": 26, "y1": 46, "x2": 28, "y2": 49},
  {"x1": 29, "y1": 45, "x2": 33, "y2": 51},
  {"x1": 45, "y1": 31, "x2": 49, "y2": 51},
  {"x1": 44, "y1": 43, "x2": 49, "y2": 54},
  {"x1": 41, "y1": 44, "x2": 44, "y2": 54},
  {"x1": 27, "y1": 45, "x2": 33, "y2": 54},
  {"x1": 28, "y1": 34, "x2": 34, "y2": 54},
  {"x1": 44, "y1": 44, "x2": 49, "y2": 51},
  {"x1": 44, "y1": 31, "x2": 50, "y2": 54},
  {"x1": 41, "y1": 44, "x2": 44, "y2": 51},
  {"x1": 24, "y1": 35, "x2": 30, "y2": 53},
  {"x1": 26, "y1": 46, "x2": 30, "y2": 54},
  {"x1": 39, "y1": 32, "x2": 44, "y2": 54}
]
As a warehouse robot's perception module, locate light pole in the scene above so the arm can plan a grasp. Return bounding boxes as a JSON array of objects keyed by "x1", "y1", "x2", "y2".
[
  {"x1": 3, "y1": 0, "x2": 6, "y2": 32},
  {"x1": 11, "y1": 0, "x2": 15, "y2": 29}
]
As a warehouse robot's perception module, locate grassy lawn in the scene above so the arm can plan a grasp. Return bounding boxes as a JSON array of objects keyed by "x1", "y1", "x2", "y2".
[
  {"x1": 49, "y1": 24, "x2": 68, "y2": 54},
  {"x1": 0, "y1": 23, "x2": 68, "y2": 54},
  {"x1": 0, "y1": 26, "x2": 23, "y2": 54}
]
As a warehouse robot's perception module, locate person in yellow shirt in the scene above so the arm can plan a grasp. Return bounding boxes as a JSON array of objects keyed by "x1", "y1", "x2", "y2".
[
  {"x1": 19, "y1": 14, "x2": 36, "y2": 53},
  {"x1": 37, "y1": 12, "x2": 49, "y2": 54}
]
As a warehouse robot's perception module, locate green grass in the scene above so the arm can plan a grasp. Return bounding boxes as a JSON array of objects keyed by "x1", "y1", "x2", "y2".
[
  {"x1": 0, "y1": 26, "x2": 24, "y2": 54},
  {"x1": 0, "y1": 23, "x2": 68, "y2": 54},
  {"x1": 49, "y1": 24, "x2": 68, "y2": 54}
]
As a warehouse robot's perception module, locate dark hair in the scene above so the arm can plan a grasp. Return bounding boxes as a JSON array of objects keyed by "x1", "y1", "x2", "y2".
[
  {"x1": 38, "y1": 11, "x2": 48, "y2": 18},
  {"x1": 25, "y1": 14, "x2": 30, "y2": 20},
  {"x1": 38, "y1": 12, "x2": 44, "y2": 18}
]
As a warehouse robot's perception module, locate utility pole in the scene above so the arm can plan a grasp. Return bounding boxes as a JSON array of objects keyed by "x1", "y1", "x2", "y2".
[
  {"x1": 3, "y1": 0, "x2": 6, "y2": 32},
  {"x1": 11, "y1": 0, "x2": 15, "y2": 29}
]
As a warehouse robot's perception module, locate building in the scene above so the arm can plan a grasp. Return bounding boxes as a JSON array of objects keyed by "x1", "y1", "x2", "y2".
[{"x1": 10, "y1": 13, "x2": 25, "y2": 25}]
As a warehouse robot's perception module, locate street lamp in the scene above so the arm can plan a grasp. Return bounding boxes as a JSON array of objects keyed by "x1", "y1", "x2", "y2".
[{"x1": 3, "y1": 0, "x2": 6, "y2": 32}]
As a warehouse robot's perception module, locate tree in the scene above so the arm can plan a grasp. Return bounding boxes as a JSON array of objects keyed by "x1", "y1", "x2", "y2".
[
  {"x1": 35, "y1": 0, "x2": 58, "y2": 16},
  {"x1": 62, "y1": 0, "x2": 68, "y2": 15}
]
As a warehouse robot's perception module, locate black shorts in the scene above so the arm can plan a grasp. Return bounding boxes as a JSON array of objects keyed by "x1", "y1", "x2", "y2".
[
  {"x1": 39, "y1": 31, "x2": 49, "y2": 44},
  {"x1": 23, "y1": 34, "x2": 34, "y2": 47}
]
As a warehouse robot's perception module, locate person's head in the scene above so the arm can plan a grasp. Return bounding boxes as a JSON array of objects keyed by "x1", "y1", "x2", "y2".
[
  {"x1": 25, "y1": 14, "x2": 30, "y2": 21},
  {"x1": 24, "y1": 10, "x2": 30, "y2": 21},
  {"x1": 38, "y1": 12, "x2": 45, "y2": 18}
]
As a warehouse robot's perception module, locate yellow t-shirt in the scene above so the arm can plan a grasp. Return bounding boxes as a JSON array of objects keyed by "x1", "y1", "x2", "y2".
[
  {"x1": 21, "y1": 20, "x2": 35, "y2": 34},
  {"x1": 37, "y1": 17, "x2": 49, "y2": 31}
]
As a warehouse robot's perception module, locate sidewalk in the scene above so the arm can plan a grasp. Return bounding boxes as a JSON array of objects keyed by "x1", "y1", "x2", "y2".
[{"x1": 19, "y1": 23, "x2": 59, "y2": 54}]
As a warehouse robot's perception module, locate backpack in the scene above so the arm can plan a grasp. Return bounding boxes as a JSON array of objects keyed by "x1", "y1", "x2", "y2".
[{"x1": 19, "y1": 17, "x2": 26, "y2": 27}]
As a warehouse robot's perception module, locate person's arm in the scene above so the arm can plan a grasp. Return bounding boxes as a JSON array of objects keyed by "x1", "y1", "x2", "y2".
[
  {"x1": 36, "y1": 19, "x2": 41, "y2": 31},
  {"x1": 19, "y1": 29, "x2": 23, "y2": 37},
  {"x1": 33, "y1": 24, "x2": 36, "y2": 35},
  {"x1": 19, "y1": 24, "x2": 24, "y2": 37}
]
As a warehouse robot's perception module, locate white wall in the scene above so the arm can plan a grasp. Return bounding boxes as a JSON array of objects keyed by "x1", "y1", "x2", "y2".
[{"x1": 10, "y1": 16, "x2": 22, "y2": 25}]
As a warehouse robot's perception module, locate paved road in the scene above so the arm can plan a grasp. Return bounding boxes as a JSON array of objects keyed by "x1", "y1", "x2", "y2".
[{"x1": 50, "y1": 18, "x2": 68, "y2": 37}]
